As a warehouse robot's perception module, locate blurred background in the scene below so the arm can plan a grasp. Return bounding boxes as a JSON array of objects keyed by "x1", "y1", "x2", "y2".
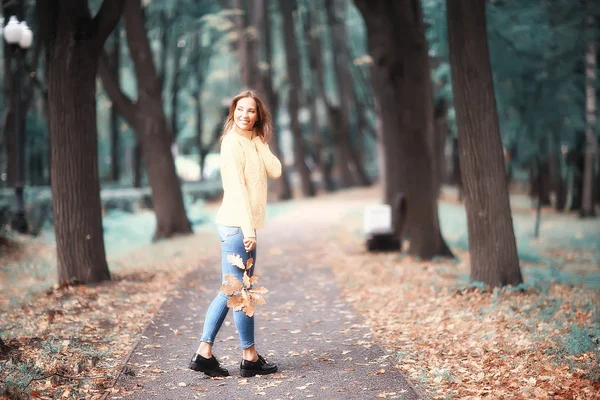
[{"x1": 0, "y1": 0, "x2": 598, "y2": 255}]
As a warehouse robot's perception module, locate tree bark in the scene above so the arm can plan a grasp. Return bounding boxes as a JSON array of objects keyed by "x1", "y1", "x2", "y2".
[
  {"x1": 446, "y1": 0, "x2": 522, "y2": 287},
  {"x1": 303, "y1": 0, "x2": 336, "y2": 192},
  {"x1": 2, "y1": 0, "x2": 24, "y2": 189},
  {"x1": 37, "y1": 0, "x2": 124, "y2": 284},
  {"x1": 109, "y1": 26, "x2": 121, "y2": 183},
  {"x1": 581, "y1": 14, "x2": 597, "y2": 217},
  {"x1": 354, "y1": 0, "x2": 452, "y2": 259},
  {"x1": 262, "y1": 0, "x2": 292, "y2": 200},
  {"x1": 171, "y1": 42, "x2": 183, "y2": 143},
  {"x1": 133, "y1": 143, "x2": 143, "y2": 188},
  {"x1": 325, "y1": 0, "x2": 356, "y2": 188},
  {"x1": 279, "y1": 0, "x2": 315, "y2": 197},
  {"x1": 98, "y1": 0, "x2": 192, "y2": 239},
  {"x1": 246, "y1": 0, "x2": 262, "y2": 91}
]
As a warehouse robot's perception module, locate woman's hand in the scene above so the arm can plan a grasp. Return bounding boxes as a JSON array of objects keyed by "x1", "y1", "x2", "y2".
[{"x1": 243, "y1": 237, "x2": 257, "y2": 252}]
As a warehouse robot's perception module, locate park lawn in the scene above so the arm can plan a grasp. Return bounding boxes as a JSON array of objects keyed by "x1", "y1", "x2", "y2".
[{"x1": 1, "y1": 186, "x2": 599, "y2": 399}]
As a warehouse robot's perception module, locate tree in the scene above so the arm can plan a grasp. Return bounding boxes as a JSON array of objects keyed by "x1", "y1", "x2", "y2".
[
  {"x1": 220, "y1": 0, "x2": 293, "y2": 199},
  {"x1": 354, "y1": 0, "x2": 452, "y2": 259},
  {"x1": 298, "y1": 0, "x2": 336, "y2": 192},
  {"x1": 581, "y1": 12, "x2": 597, "y2": 217},
  {"x1": 99, "y1": 0, "x2": 192, "y2": 239},
  {"x1": 108, "y1": 26, "x2": 121, "y2": 183},
  {"x1": 446, "y1": 0, "x2": 523, "y2": 287},
  {"x1": 261, "y1": 0, "x2": 293, "y2": 200},
  {"x1": 279, "y1": 0, "x2": 315, "y2": 197},
  {"x1": 36, "y1": 0, "x2": 124, "y2": 284},
  {"x1": 325, "y1": 0, "x2": 370, "y2": 187}
]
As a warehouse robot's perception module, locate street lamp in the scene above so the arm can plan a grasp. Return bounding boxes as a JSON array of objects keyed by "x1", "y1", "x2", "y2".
[{"x1": 1, "y1": 16, "x2": 33, "y2": 233}]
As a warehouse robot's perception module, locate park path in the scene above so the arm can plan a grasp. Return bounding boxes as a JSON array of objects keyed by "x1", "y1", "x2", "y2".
[{"x1": 109, "y1": 189, "x2": 421, "y2": 400}]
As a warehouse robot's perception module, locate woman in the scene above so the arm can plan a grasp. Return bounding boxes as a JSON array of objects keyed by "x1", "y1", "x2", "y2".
[{"x1": 188, "y1": 90, "x2": 282, "y2": 378}]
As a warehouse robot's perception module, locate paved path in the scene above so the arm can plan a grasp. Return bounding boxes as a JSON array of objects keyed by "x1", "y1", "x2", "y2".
[{"x1": 110, "y1": 192, "x2": 421, "y2": 400}]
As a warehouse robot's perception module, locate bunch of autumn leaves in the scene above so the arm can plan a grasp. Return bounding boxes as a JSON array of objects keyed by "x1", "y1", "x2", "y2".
[{"x1": 221, "y1": 254, "x2": 268, "y2": 317}]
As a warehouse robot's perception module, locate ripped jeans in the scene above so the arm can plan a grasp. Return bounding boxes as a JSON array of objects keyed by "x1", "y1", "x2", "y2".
[{"x1": 200, "y1": 225, "x2": 257, "y2": 349}]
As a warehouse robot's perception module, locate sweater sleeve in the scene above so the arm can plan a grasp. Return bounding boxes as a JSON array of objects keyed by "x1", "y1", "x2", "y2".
[
  {"x1": 220, "y1": 136, "x2": 255, "y2": 238},
  {"x1": 254, "y1": 137, "x2": 282, "y2": 179}
]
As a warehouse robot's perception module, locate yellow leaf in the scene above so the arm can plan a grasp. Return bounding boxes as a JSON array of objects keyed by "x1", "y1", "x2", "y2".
[
  {"x1": 243, "y1": 271, "x2": 251, "y2": 288},
  {"x1": 244, "y1": 302, "x2": 256, "y2": 317},
  {"x1": 221, "y1": 274, "x2": 243, "y2": 295},
  {"x1": 250, "y1": 286, "x2": 268, "y2": 294},
  {"x1": 250, "y1": 292, "x2": 266, "y2": 305},
  {"x1": 246, "y1": 257, "x2": 254, "y2": 270},
  {"x1": 227, "y1": 294, "x2": 244, "y2": 310},
  {"x1": 227, "y1": 254, "x2": 245, "y2": 270}
]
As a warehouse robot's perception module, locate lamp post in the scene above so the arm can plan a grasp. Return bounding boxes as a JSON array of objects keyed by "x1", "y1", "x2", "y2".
[{"x1": 1, "y1": 16, "x2": 33, "y2": 233}]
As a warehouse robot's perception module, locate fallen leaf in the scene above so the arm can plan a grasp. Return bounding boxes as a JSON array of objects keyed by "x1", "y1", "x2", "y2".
[{"x1": 227, "y1": 254, "x2": 246, "y2": 270}]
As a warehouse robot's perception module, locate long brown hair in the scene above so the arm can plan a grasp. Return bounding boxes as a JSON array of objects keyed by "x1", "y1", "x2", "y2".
[{"x1": 222, "y1": 90, "x2": 273, "y2": 143}]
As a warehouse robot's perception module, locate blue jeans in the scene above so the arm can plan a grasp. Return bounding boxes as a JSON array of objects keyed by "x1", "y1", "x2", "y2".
[{"x1": 200, "y1": 225, "x2": 257, "y2": 349}]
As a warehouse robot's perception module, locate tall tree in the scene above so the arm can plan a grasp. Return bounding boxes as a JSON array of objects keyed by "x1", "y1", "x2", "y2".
[
  {"x1": 109, "y1": 26, "x2": 121, "y2": 183},
  {"x1": 2, "y1": 0, "x2": 24, "y2": 192},
  {"x1": 582, "y1": 13, "x2": 597, "y2": 217},
  {"x1": 354, "y1": 0, "x2": 452, "y2": 259},
  {"x1": 261, "y1": 0, "x2": 293, "y2": 200},
  {"x1": 279, "y1": 0, "x2": 315, "y2": 197},
  {"x1": 324, "y1": 0, "x2": 354, "y2": 188},
  {"x1": 300, "y1": 0, "x2": 336, "y2": 192},
  {"x1": 36, "y1": 0, "x2": 124, "y2": 284},
  {"x1": 98, "y1": 0, "x2": 192, "y2": 239},
  {"x1": 325, "y1": 0, "x2": 370, "y2": 187},
  {"x1": 446, "y1": 0, "x2": 522, "y2": 287}
]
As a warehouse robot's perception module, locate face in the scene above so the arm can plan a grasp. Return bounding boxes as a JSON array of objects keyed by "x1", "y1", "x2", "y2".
[{"x1": 233, "y1": 97, "x2": 258, "y2": 131}]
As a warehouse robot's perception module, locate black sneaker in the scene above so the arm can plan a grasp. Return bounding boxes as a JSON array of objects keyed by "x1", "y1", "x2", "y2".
[
  {"x1": 240, "y1": 354, "x2": 278, "y2": 377},
  {"x1": 188, "y1": 354, "x2": 230, "y2": 377}
]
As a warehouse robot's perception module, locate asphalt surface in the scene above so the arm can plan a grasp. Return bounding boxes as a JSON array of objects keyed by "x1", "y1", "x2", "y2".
[{"x1": 111, "y1": 195, "x2": 422, "y2": 400}]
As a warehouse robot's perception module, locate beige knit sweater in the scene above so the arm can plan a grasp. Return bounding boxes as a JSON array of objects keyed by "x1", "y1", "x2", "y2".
[{"x1": 215, "y1": 129, "x2": 282, "y2": 238}]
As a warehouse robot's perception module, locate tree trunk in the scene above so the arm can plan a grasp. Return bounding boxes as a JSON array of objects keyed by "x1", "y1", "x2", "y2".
[
  {"x1": 446, "y1": 0, "x2": 522, "y2": 287},
  {"x1": 233, "y1": 0, "x2": 250, "y2": 87},
  {"x1": 195, "y1": 87, "x2": 221, "y2": 180},
  {"x1": 568, "y1": 134, "x2": 585, "y2": 211},
  {"x1": 110, "y1": 26, "x2": 121, "y2": 183},
  {"x1": 345, "y1": 47, "x2": 374, "y2": 187},
  {"x1": 3, "y1": 0, "x2": 25, "y2": 189},
  {"x1": 98, "y1": 0, "x2": 192, "y2": 239},
  {"x1": 279, "y1": 0, "x2": 315, "y2": 197},
  {"x1": 354, "y1": 0, "x2": 452, "y2": 259},
  {"x1": 581, "y1": 14, "x2": 597, "y2": 217},
  {"x1": 38, "y1": 0, "x2": 124, "y2": 284},
  {"x1": 134, "y1": 143, "x2": 143, "y2": 188},
  {"x1": 246, "y1": 0, "x2": 263, "y2": 91},
  {"x1": 432, "y1": 98, "x2": 448, "y2": 195},
  {"x1": 171, "y1": 43, "x2": 183, "y2": 144},
  {"x1": 303, "y1": 0, "x2": 335, "y2": 192},
  {"x1": 262, "y1": 0, "x2": 292, "y2": 200},
  {"x1": 325, "y1": 0, "x2": 356, "y2": 188}
]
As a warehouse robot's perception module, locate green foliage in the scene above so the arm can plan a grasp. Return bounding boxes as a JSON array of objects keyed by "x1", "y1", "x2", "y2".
[{"x1": 422, "y1": 0, "x2": 600, "y2": 166}]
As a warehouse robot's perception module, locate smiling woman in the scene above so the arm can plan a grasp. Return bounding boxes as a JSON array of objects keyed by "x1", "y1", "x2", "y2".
[{"x1": 188, "y1": 90, "x2": 282, "y2": 378}]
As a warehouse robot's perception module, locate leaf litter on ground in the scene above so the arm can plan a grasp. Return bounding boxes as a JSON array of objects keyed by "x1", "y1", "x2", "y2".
[
  {"x1": 1, "y1": 186, "x2": 599, "y2": 399},
  {"x1": 322, "y1": 189, "x2": 600, "y2": 399}
]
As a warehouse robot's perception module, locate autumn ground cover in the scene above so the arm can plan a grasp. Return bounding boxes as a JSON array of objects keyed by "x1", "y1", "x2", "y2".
[{"x1": 1, "y1": 186, "x2": 599, "y2": 399}]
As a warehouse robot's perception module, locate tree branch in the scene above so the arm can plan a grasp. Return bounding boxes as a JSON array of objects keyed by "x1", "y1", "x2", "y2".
[
  {"x1": 90, "y1": 0, "x2": 125, "y2": 52},
  {"x1": 98, "y1": 51, "x2": 139, "y2": 129}
]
